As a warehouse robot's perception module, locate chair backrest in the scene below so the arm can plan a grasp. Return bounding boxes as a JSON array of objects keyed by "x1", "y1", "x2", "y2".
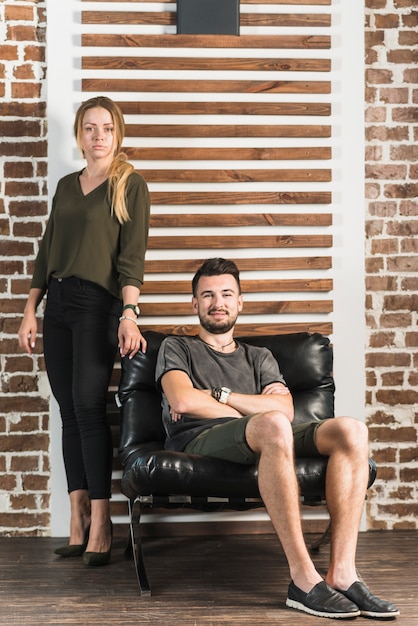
[{"x1": 118, "y1": 330, "x2": 335, "y2": 466}]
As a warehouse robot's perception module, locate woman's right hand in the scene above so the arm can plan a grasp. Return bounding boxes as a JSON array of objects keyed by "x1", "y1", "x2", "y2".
[
  {"x1": 18, "y1": 311, "x2": 38, "y2": 355},
  {"x1": 18, "y1": 288, "x2": 44, "y2": 355}
]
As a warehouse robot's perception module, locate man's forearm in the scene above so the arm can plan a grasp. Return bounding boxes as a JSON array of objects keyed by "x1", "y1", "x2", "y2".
[
  {"x1": 225, "y1": 390, "x2": 294, "y2": 422},
  {"x1": 169, "y1": 387, "x2": 242, "y2": 420}
]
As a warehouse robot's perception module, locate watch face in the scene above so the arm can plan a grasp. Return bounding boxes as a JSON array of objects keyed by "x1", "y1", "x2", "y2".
[{"x1": 219, "y1": 387, "x2": 231, "y2": 403}]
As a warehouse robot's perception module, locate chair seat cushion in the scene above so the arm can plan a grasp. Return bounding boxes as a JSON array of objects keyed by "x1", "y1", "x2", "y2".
[{"x1": 121, "y1": 446, "x2": 329, "y2": 502}]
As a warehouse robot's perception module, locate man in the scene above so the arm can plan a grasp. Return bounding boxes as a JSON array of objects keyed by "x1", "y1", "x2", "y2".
[{"x1": 155, "y1": 258, "x2": 399, "y2": 619}]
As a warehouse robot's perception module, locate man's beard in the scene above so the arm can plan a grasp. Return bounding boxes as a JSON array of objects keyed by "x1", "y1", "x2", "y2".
[{"x1": 199, "y1": 310, "x2": 237, "y2": 335}]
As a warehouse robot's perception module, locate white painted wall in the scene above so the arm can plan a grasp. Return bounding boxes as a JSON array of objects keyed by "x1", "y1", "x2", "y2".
[{"x1": 48, "y1": 0, "x2": 365, "y2": 535}]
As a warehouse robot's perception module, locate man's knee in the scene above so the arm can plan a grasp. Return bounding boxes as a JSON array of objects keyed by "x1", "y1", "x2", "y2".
[
  {"x1": 246, "y1": 411, "x2": 293, "y2": 452},
  {"x1": 317, "y1": 416, "x2": 368, "y2": 455},
  {"x1": 337, "y1": 416, "x2": 368, "y2": 446}
]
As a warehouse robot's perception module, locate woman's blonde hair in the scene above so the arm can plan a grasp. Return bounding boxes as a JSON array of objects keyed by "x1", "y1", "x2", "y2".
[{"x1": 74, "y1": 96, "x2": 133, "y2": 224}]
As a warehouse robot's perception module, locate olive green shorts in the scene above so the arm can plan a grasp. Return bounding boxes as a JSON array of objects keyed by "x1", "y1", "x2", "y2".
[{"x1": 184, "y1": 416, "x2": 327, "y2": 465}]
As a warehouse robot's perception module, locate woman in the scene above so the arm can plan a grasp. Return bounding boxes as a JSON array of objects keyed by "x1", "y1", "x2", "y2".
[{"x1": 18, "y1": 96, "x2": 150, "y2": 566}]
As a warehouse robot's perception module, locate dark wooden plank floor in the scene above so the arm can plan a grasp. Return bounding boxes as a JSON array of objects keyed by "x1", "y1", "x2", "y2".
[{"x1": 0, "y1": 530, "x2": 415, "y2": 625}]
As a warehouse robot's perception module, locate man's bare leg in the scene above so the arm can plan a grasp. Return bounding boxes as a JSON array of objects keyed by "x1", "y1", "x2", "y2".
[
  {"x1": 315, "y1": 416, "x2": 399, "y2": 618},
  {"x1": 245, "y1": 411, "x2": 322, "y2": 593},
  {"x1": 314, "y1": 416, "x2": 369, "y2": 589}
]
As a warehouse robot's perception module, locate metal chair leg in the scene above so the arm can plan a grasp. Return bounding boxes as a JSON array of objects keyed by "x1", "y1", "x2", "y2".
[
  {"x1": 310, "y1": 520, "x2": 331, "y2": 552},
  {"x1": 128, "y1": 499, "x2": 151, "y2": 596}
]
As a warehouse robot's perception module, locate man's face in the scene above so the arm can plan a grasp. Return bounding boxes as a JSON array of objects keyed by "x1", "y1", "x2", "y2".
[{"x1": 192, "y1": 274, "x2": 243, "y2": 335}]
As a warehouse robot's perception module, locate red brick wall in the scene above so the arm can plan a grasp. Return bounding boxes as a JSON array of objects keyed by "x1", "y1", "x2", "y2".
[
  {"x1": 0, "y1": 1, "x2": 417, "y2": 534},
  {"x1": 365, "y1": 0, "x2": 418, "y2": 529},
  {"x1": 0, "y1": 0, "x2": 49, "y2": 535}
]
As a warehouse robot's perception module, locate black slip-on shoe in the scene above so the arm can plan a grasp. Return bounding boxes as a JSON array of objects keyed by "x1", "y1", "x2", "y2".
[
  {"x1": 286, "y1": 580, "x2": 361, "y2": 619},
  {"x1": 336, "y1": 581, "x2": 400, "y2": 619}
]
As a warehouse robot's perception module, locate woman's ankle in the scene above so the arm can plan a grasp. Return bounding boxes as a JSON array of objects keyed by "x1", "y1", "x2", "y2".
[{"x1": 68, "y1": 490, "x2": 91, "y2": 543}]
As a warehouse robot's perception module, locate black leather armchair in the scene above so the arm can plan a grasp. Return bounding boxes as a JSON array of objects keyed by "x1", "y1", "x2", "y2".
[{"x1": 118, "y1": 330, "x2": 376, "y2": 595}]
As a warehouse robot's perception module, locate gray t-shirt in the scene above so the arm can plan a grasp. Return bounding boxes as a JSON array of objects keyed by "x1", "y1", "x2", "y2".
[{"x1": 155, "y1": 335, "x2": 286, "y2": 451}]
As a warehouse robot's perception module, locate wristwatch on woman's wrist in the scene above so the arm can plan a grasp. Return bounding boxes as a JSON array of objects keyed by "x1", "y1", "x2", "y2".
[{"x1": 123, "y1": 303, "x2": 140, "y2": 318}]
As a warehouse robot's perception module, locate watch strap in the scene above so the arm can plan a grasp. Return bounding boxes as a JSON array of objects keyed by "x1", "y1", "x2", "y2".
[{"x1": 123, "y1": 303, "x2": 140, "y2": 317}]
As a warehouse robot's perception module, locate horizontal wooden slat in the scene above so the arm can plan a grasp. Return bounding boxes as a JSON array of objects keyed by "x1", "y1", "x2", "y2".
[
  {"x1": 149, "y1": 213, "x2": 332, "y2": 227},
  {"x1": 150, "y1": 191, "x2": 331, "y2": 205},
  {"x1": 83, "y1": 79, "x2": 331, "y2": 95},
  {"x1": 83, "y1": 57, "x2": 331, "y2": 73},
  {"x1": 243, "y1": 0, "x2": 331, "y2": 4},
  {"x1": 83, "y1": 10, "x2": 175, "y2": 25},
  {"x1": 125, "y1": 124, "x2": 331, "y2": 138},
  {"x1": 144, "y1": 257, "x2": 332, "y2": 273},
  {"x1": 84, "y1": 0, "x2": 332, "y2": 5},
  {"x1": 109, "y1": 500, "x2": 128, "y2": 517},
  {"x1": 82, "y1": 11, "x2": 331, "y2": 28},
  {"x1": 148, "y1": 235, "x2": 332, "y2": 249},
  {"x1": 146, "y1": 258, "x2": 332, "y2": 274},
  {"x1": 140, "y1": 300, "x2": 333, "y2": 316},
  {"x1": 142, "y1": 279, "x2": 333, "y2": 294},
  {"x1": 126, "y1": 147, "x2": 332, "y2": 161},
  {"x1": 240, "y1": 13, "x2": 331, "y2": 27},
  {"x1": 118, "y1": 101, "x2": 331, "y2": 116},
  {"x1": 81, "y1": 34, "x2": 331, "y2": 50},
  {"x1": 139, "y1": 322, "x2": 334, "y2": 336},
  {"x1": 144, "y1": 169, "x2": 331, "y2": 183}
]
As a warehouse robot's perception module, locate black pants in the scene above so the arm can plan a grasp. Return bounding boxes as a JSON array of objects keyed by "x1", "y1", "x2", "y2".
[{"x1": 43, "y1": 277, "x2": 121, "y2": 499}]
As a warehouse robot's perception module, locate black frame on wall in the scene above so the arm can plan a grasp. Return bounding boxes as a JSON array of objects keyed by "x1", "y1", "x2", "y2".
[{"x1": 177, "y1": 0, "x2": 240, "y2": 35}]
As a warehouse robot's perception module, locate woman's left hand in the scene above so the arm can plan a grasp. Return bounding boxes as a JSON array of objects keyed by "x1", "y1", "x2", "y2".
[{"x1": 118, "y1": 319, "x2": 147, "y2": 358}]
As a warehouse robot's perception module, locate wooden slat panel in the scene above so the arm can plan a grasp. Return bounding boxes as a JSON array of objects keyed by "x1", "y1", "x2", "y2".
[
  {"x1": 82, "y1": 11, "x2": 331, "y2": 28},
  {"x1": 144, "y1": 257, "x2": 332, "y2": 273},
  {"x1": 150, "y1": 191, "x2": 331, "y2": 205},
  {"x1": 83, "y1": 79, "x2": 331, "y2": 95},
  {"x1": 127, "y1": 147, "x2": 332, "y2": 161},
  {"x1": 139, "y1": 322, "x2": 334, "y2": 336},
  {"x1": 144, "y1": 170, "x2": 331, "y2": 183},
  {"x1": 118, "y1": 101, "x2": 331, "y2": 116},
  {"x1": 82, "y1": 2, "x2": 333, "y2": 350},
  {"x1": 140, "y1": 300, "x2": 333, "y2": 316},
  {"x1": 142, "y1": 279, "x2": 333, "y2": 294},
  {"x1": 82, "y1": 0, "x2": 334, "y2": 515},
  {"x1": 83, "y1": 57, "x2": 331, "y2": 73},
  {"x1": 149, "y1": 213, "x2": 332, "y2": 227},
  {"x1": 81, "y1": 34, "x2": 331, "y2": 50}
]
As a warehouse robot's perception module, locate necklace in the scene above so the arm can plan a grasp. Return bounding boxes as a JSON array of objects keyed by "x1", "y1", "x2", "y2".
[{"x1": 198, "y1": 335, "x2": 236, "y2": 352}]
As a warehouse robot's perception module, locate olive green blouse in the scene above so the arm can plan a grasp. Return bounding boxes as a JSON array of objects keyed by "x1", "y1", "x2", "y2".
[{"x1": 31, "y1": 170, "x2": 150, "y2": 299}]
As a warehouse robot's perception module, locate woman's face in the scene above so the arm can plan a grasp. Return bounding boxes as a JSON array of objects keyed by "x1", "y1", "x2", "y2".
[{"x1": 80, "y1": 106, "x2": 116, "y2": 163}]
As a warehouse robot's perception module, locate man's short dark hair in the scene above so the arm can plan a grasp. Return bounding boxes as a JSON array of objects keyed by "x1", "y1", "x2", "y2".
[{"x1": 192, "y1": 258, "x2": 241, "y2": 296}]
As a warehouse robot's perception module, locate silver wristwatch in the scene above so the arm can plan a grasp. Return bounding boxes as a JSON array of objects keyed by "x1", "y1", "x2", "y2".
[{"x1": 212, "y1": 387, "x2": 231, "y2": 404}]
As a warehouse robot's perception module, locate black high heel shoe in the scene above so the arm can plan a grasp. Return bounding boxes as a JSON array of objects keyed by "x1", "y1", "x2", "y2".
[
  {"x1": 83, "y1": 521, "x2": 113, "y2": 566},
  {"x1": 54, "y1": 526, "x2": 90, "y2": 557}
]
